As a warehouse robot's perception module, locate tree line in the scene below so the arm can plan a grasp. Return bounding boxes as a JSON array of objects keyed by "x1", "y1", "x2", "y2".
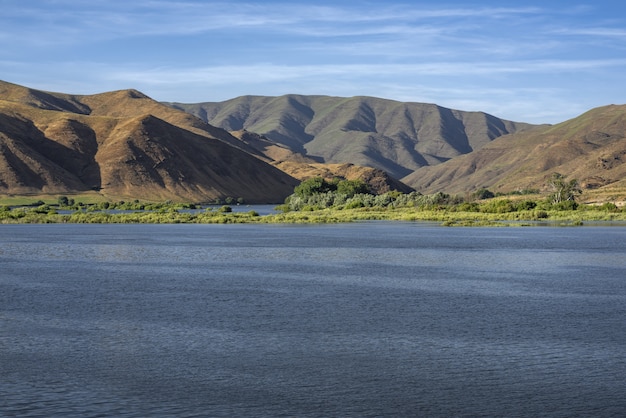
[{"x1": 276, "y1": 173, "x2": 620, "y2": 214}]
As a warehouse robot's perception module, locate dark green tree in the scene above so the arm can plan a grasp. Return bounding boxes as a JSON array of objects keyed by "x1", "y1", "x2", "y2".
[
  {"x1": 336, "y1": 179, "x2": 370, "y2": 197},
  {"x1": 293, "y1": 177, "x2": 335, "y2": 197}
]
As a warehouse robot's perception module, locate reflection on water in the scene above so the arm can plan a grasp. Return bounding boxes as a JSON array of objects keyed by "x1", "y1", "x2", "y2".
[{"x1": 1, "y1": 223, "x2": 625, "y2": 417}]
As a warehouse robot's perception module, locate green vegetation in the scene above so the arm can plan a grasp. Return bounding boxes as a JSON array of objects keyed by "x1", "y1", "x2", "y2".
[
  {"x1": 1, "y1": 176, "x2": 625, "y2": 226},
  {"x1": 546, "y1": 172, "x2": 581, "y2": 205}
]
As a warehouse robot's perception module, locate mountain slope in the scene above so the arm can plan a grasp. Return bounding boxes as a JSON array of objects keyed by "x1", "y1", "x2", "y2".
[
  {"x1": 0, "y1": 80, "x2": 298, "y2": 202},
  {"x1": 229, "y1": 130, "x2": 414, "y2": 194},
  {"x1": 167, "y1": 95, "x2": 539, "y2": 179},
  {"x1": 402, "y1": 104, "x2": 626, "y2": 194}
]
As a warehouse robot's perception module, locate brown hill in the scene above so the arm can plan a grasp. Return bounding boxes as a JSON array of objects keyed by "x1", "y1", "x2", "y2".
[
  {"x1": 402, "y1": 104, "x2": 626, "y2": 198},
  {"x1": 167, "y1": 95, "x2": 539, "y2": 179},
  {"x1": 229, "y1": 130, "x2": 413, "y2": 194},
  {"x1": 0, "y1": 80, "x2": 298, "y2": 202}
]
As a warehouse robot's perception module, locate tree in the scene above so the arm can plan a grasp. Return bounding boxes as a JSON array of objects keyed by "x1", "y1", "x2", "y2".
[
  {"x1": 336, "y1": 179, "x2": 369, "y2": 197},
  {"x1": 293, "y1": 177, "x2": 334, "y2": 198},
  {"x1": 547, "y1": 173, "x2": 581, "y2": 204}
]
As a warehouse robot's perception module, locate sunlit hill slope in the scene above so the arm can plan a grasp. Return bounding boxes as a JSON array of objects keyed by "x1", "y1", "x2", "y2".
[
  {"x1": 0, "y1": 80, "x2": 298, "y2": 202},
  {"x1": 403, "y1": 104, "x2": 626, "y2": 199}
]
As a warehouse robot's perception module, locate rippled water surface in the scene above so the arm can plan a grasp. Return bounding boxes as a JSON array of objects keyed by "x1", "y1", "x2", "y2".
[{"x1": 1, "y1": 223, "x2": 626, "y2": 417}]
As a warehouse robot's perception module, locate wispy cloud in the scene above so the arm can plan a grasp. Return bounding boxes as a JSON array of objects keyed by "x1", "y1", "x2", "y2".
[
  {"x1": 0, "y1": 1, "x2": 546, "y2": 44},
  {"x1": 553, "y1": 27, "x2": 626, "y2": 39},
  {"x1": 107, "y1": 59, "x2": 626, "y2": 86},
  {"x1": 2, "y1": 0, "x2": 625, "y2": 124}
]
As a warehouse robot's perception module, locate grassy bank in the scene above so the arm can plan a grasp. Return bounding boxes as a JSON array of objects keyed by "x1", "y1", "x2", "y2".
[
  {"x1": 2, "y1": 203, "x2": 626, "y2": 226},
  {"x1": 3, "y1": 181, "x2": 626, "y2": 226}
]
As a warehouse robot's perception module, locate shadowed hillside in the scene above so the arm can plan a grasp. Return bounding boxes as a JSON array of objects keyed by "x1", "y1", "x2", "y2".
[
  {"x1": 0, "y1": 80, "x2": 298, "y2": 202},
  {"x1": 403, "y1": 104, "x2": 626, "y2": 196},
  {"x1": 167, "y1": 95, "x2": 539, "y2": 179},
  {"x1": 229, "y1": 130, "x2": 414, "y2": 194},
  {"x1": 5, "y1": 80, "x2": 623, "y2": 203}
]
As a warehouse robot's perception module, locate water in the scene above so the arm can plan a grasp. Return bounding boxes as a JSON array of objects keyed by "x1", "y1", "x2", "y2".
[{"x1": 1, "y1": 223, "x2": 625, "y2": 417}]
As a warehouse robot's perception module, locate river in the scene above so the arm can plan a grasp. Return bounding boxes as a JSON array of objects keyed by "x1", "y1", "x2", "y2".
[{"x1": 1, "y1": 223, "x2": 625, "y2": 417}]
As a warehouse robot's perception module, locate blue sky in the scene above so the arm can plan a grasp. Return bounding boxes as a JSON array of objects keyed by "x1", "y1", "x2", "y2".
[{"x1": 1, "y1": 0, "x2": 625, "y2": 124}]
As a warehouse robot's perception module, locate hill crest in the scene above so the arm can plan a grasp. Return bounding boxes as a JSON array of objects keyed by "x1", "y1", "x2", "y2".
[
  {"x1": 402, "y1": 104, "x2": 626, "y2": 197},
  {"x1": 167, "y1": 95, "x2": 540, "y2": 179},
  {"x1": 0, "y1": 81, "x2": 298, "y2": 202}
]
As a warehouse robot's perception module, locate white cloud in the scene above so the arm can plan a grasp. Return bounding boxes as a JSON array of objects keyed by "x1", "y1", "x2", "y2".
[
  {"x1": 104, "y1": 58, "x2": 626, "y2": 87},
  {"x1": 0, "y1": 1, "x2": 546, "y2": 45},
  {"x1": 552, "y1": 27, "x2": 626, "y2": 39}
]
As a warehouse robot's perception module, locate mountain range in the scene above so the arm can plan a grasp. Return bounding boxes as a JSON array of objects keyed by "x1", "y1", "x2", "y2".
[
  {"x1": 1, "y1": 79, "x2": 625, "y2": 203},
  {"x1": 167, "y1": 95, "x2": 537, "y2": 180},
  {"x1": 403, "y1": 104, "x2": 626, "y2": 195}
]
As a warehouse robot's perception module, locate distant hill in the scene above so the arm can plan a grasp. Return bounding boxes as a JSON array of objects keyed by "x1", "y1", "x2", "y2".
[
  {"x1": 167, "y1": 95, "x2": 539, "y2": 179},
  {"x1": 402, "y1": 104, "x2": 626, "y2": 196},
  {"x1": 4, "y1": 80, "x2": 623, "y2": 204},
  {"x1": 0, "y1": 80, "x2": 298, "y2": 202},
  {"x1": 229, "y1": 130, "x2": 414, "y2": 194}
]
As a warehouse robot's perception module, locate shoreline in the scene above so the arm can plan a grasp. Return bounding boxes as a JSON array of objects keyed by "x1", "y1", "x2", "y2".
[{"x1": 2, "y1": 206, "x2": 626, "y2": 226}]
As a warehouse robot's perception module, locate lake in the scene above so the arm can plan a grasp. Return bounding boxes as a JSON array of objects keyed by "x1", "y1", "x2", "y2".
[{"x1": 1, "y1": 223, "x2": 625, "y2": 417}]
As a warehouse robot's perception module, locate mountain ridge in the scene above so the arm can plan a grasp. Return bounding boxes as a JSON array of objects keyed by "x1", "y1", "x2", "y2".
[
  {"x1": 2, "y1": 80, "x2": 625, "y2": 204},
  {"x1": 402, "y1": 104, "x2": 626, "y2": 196},
  {"x1": 166, "y1": 94, "x2": 540, "y2": 179},
  {"x1": 0, "y1": 80, "x2": 299, "y2": 202}
]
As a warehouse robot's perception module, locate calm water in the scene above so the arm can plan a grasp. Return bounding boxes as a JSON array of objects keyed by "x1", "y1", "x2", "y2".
[{"x1": 1, "y1": 223, "x2": 625, "y2": 417}]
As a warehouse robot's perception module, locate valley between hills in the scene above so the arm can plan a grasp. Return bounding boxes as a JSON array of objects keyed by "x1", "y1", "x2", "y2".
[{"x1": 1, "y1": 79, "x2": 625, "y2": 207}]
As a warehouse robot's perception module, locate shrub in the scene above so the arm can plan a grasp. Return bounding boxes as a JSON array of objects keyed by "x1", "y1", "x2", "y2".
[
  {"x1": 479, "y1": 199, "x2": 515, "y2": 213},
  {"x1": 373, "y1": 193, "x2": 395, "y2": 207},
  {"x1": 513, "y1": 200, "x2": 537, "y2": 211},
  {"x1": 454, "y1": 202, "x2": 480, "y2": 212},
  {"x1": 474, "y1": 188, "x2": 495, "y2": 199},
  {"x1": 31, "y1": 204, "x2": 52, "y2": 214},
  {"x1": 598, "y1": 202, "x2": 619, "y2": 212},
  {"x1": 345, "y1": 200, "x2": 364, "y2": 209},
  {"x1": 551, "y1": 200, "x2": 578, "y2": 211}
]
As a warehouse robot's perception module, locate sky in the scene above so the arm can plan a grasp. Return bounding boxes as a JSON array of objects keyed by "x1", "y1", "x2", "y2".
[{"x1": 1, "y1": 0, "x2": 625, "y2": 124}]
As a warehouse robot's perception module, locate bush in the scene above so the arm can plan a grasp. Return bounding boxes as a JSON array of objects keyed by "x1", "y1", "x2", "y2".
[
  {"x1": 454, "y1": 202, "x2": 480, "y2": 212},
  {"x1": 598, "y1": 202, "x2": 619, "y2": 212},
  {"x1": 479, "y1": 199, "x2": 515, "y2": 213},
  {"x1": 345, "y1": 200, "x2": 364, "y2": 209},
  {"x1": 474, "y1": 188, "x2": 495, "y2": 199},
  {"x1": 513, "y1": 200, "x2": 537, "y2": 211},
  {"x1": 551, "y1": 200, "x2": 578, "y2": 211},
  {"x1": 31, "y1": 204, "x2": 52, "y2": 214}
]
